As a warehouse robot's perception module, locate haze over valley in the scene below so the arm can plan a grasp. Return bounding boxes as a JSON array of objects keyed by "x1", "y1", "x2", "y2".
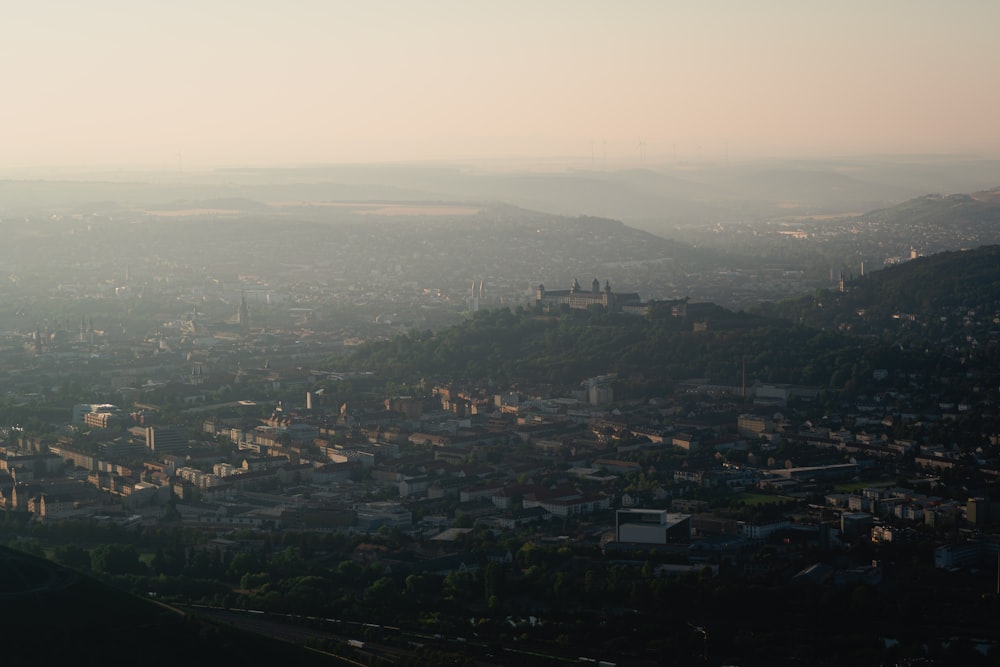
[
  {"x1": 5, "y1": 3, "x2": 1000, "y2": 666},
  {"x1": 4, "y1": 156, "x2": 1000, "y2": 330}
]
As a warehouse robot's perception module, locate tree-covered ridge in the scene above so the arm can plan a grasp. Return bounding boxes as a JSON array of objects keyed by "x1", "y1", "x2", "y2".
[
  {"x1": 346, "y1": 245, "x2": 1000, "y2": 397},
  {"x1": 853, "y1": 244, "x2": 1000, "y2": 314},
  {"x1": 344, "y1": 303, "x2": 863, "y2": 393},
  {"x1": 756, "y1": 245, "x2": 1000, "y2": 336}
]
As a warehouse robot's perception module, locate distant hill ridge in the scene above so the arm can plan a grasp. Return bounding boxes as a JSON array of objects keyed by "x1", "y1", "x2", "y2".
[{"x1": 862, "y1": 189, "x2": 1000, "y2": 247}]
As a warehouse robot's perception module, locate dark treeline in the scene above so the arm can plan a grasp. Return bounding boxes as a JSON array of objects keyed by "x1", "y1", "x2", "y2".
[{"x1": 8, "y1": 514, "x2": 997, "y2": 666}]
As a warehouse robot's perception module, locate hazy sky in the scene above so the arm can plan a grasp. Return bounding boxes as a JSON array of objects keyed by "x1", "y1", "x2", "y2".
[{"x1": 3, "y1": 1, "x2": 999, "y2": 169}]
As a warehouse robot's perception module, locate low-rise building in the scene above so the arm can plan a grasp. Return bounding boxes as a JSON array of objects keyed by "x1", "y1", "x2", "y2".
[{"x1": 616, "y1": 509, "x2": 692, "y2": 544}]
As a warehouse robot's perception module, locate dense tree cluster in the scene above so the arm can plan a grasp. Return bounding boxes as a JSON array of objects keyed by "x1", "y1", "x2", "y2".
[{"x1": 8, "y1": 515, "x2": 1000, "y2": 666}]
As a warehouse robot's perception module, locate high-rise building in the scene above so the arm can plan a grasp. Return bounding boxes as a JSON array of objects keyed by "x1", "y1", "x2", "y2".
[
  {"x1": 967, "y1": 497, "x2": 990, "y2": 526},
  {"x1": 238, "y1": 293, "x2": 250, "y2": 337},
  {"x1": 145, "y1": 427, "x2": 188, "y2": 454}
]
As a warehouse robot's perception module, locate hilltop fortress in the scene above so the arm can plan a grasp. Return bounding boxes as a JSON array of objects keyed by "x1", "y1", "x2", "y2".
[{"x1": 535, "y1": 277, "x2": 642, "y2": 312}]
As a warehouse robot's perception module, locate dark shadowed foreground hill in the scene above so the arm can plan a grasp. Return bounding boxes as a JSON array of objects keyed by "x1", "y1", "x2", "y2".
[{"x1": 0, "y1": 546, "x2": 339, "y2": 666}]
